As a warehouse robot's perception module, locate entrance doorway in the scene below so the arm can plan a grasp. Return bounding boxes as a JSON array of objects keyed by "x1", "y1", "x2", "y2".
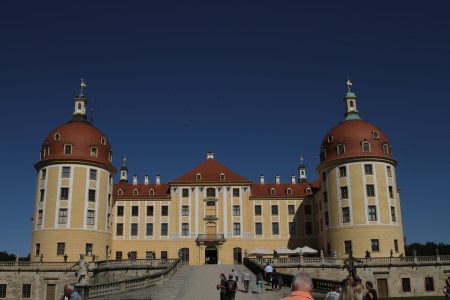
[
  {"x1": 233, "y1": 247, "x2": 242, "y2": 264},
  {"x1": 205, "y1": 246, "x2": 218, "y2": 264},
  {"x1": 179, "y1": 248, "x2": 190, "y2": 265},
  {"x1": 377, "y1": 278, "x2": 388, "y2": 298},
  {"x1": 46, "y1": 284, "x2": 55, "y2": 300}
]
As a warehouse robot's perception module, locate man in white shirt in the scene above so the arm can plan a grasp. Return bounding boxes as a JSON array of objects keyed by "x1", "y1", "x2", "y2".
[{"x1": 264, "y1": 262, "x2": 273, "y2": 285}]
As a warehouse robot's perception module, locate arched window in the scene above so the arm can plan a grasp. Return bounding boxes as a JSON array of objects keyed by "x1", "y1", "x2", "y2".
[
  {"x1": 207, "y1": 188, "x2": 216, "y2": 198},
  {"x1": 270, "y1": 188, "x2": 276, "y2": 195},
  {"x1": 43, "y1": 146, "x2": 50, "y2": 157},
  {"x1": 372, "y1": 131, "x2": 380, "y2": 140},
  {"x1": 306, "y1": 187, "x2": 312, "y2": 195},
  {"x1": 320, "y1": 148, "x2": 327, "y2": 162},
  {"x1": 133, "y1": 189, "x2": 139, "y2": 196},
  {"x1": 100, "y1": 137, "x2": 107, "y2": 146},
  {"x1": 383, "y1": 142, "x2": 390, "y2": 155},
  {"x1": 149, "y1": 189, "x2": 155, "y2": 195},
  {"x1": 286, "y1": 188, "x2": 292, "y2": 195},
  {"x1": 118, "y1": 189, "x2": 123, "y2": 196},
  {"x1": 64, "y1": 144, "x2": 72, "y2": 155},
  {"x1": 349, "y1": 100, "x2": 354, "y2": 108},
  {"x1": 220, "y1": 173, "x2": 225, "y2": 180},
  {"x1": 54, "y1": 133, "x2": 60, "y2": 141},
  {"x1": 337, "y1": 143, "x2": 346, "y2": 154},
  {"x1": 90, "y1": 146, "x2": 98, "y2": 157},
  {"x1": 196, "y1": 173, "x2": 201, "y2": 180},
  {"x1": 361, "y1": 140, "x2": 371, "y2": 152}
]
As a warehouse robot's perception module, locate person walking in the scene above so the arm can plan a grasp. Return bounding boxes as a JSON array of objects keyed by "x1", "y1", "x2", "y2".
[
  {"x1": 444, "y1": 279, "x2": 450, "y2": 300},
  {"x1": 280, "y1": 272, "x2": 314, "y2": 300},
  {"x1": 256, "y1": 272, "x2": 264, "y2": 293},
  {"x1": 271, "y1": 269, "x2": 279, "y2": 290},
  {"x1": 217, "y1": 273, "x2": 227, "y2": 300},
  {"x1": 59, "y1": 284, "x2": 82, "y2": 300},
  {"x1": 364, "y1": 281, "x2": 378, "y2": 300},
  {"x1": 241, "y1": 271, "x2": 251, "y2": 293},
  {"x1": 232, "y1": 269, "x2": 239, "y2": 289},
  {"x1": 264, "y1": 262, "x2": 273, "y2": 285},
  {"x1": 224, "y1": 274, "x2": 237, "y2": 300}
]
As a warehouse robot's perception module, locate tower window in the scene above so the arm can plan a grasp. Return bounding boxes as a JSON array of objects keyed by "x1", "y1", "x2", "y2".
[
  {"x1": 61, "y1": 167, "x2": 71, "y2": 178},
  {"x1": 337, "y1": 143, "x2": 346, "y2": 154},
  {"x1": 37, "y1": 210, "x2": 43, "y2": 226},
  {"x1": 349, "y1": 100, "x2": 354, "y2": 108},
  {"x1": 342, "y1": 207, "x2": 350, "y2": 223},
  {"x1": 372, "y1": 131, "x2": 380, "y2": 139},
  {"x1": 54, "y1": 133, "x2": 61, "y2": 141},
  {"x1": 387, "y1": 166, "x2": 392, "y2": 177},
  {"x1": 90, "y1": 169, "x2": 97, "y2": 180},
  {"x1": 43, "y1": 146, "x2": 50, "y2": 157},
  {"x1": 344, "y1": 240, "x2": 352, "y2": 254},
  {"x1": 100, "y1": 137, "x2": 107, "y2": 146},
  {"x1": 57, "y1": 242, "x2": 65, "y2": 255},
  {"x1": 339, "y1": 166, "x2": 347, "y2": 177},
  {"x1": 41, "y1": 169, "x2": 47, "y2": 180},
  {"x1": 90, "y1": 146, "x2": 98, "y2": 157},
  {"x1": 383, "y1": 143, "x2": 390, "y2": 155},
  {"x1": 340, "y1": 186, "x2": 349, "y2": 199},
  {"x1": 60, "y1": 188, "x2": 69, "y2": 200},
  {"x1": 361, "y1": 140, "x2": 371, "y2": 152},
  {"x1": 371, "y1": 239, "x2": 380, "y2": 252},
  {"x1": 366, "y1": 184, "x2": 375, "y2": 197},
  {"x1": 87, "y1": 210, "x2": 95, "y2": 225},
  {"x1": 206, "y1": 188, "x2": 216, "y2": 198},
  {"x1": 88, "y1": 189, "x2": 96, "y2": 202},
  {"x1": 327, "y1": 135, "x2": 334, "y2": 143},
  {"x1": 64, "y1": 144, "x2": 72, "y2": 155},
  {"x1": 320, "y1": 148, "x2": 327, "y2": 162},
  {"x1": 389, "y1": 186, "x2": 394, "y2": 198},
  {"x1": 364, "y1": 164, "x2": 373, "y2": 175},
  {"x1": 59, "y1": 209, "x2": 67, "y2": 224},
  {"x1": 368, "y1": 205, "x2": 377, "y2": 221},
  {"x1": 391, "y1": 206, "x2": 397, "y2": 222}
]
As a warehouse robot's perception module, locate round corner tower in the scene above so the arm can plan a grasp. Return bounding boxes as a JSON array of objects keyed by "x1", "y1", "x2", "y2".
[
  {"x1": 30, "y1": 81, "x2": 116, "y2": 262},
  {"x1": 316, "y1": 84, "x2": 404, "y2": 258}
]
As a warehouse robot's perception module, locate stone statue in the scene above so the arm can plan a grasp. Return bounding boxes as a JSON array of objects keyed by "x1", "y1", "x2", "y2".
[
  {"x1": 344, "y1": 251, "x2": 362, "y2": 280},
  {"x1": 77, "y1": 254, "x2": 90, "y2": 285}
]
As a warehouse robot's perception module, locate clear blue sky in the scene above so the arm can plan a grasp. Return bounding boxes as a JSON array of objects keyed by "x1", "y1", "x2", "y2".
[{"x1": 0, "y1": 1, "x2": 449, "y2": 256}]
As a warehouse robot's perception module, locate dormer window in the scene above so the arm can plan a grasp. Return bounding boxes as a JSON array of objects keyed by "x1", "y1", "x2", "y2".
[
  {"x1": 306, "y1": 187, "x2": 312, "y2": 195},
  {"x1": 196, "y1": 173, "x2": 201, "y2": 180},
  {"x1": 43, "y1": 146, "x2": 50, "y2": 157},
  {"x1": 54, "y1": 133, "x2": 61, "y2": 141},
  {"x1": 361, "y1": 140, "x2": 371, "y2": 152},
  {"x1": 383, "y1": 142, "x2": 390, "y2": 155},
  {"x1": 327, "y1": 135, "x2": 334, "y2": 143},
  {"x1": 320, "y1": 148, "x2": 327, "y2": 162},
  {"x1": 100, "y1": 137, "x2": 107, "y2": 146},
  {"x1": 372, "y1": 131, "x2": 380, "y2": 140},
  {"x1": 90, "y1": 146, "x2": 98, "y2": 157},
  {"x1": 133, "y1": 189, "x2": 139, "y2": 196},
  {"x1": 337, "y1": 143, "x2": 346, "y2": 154},
  {"x1": 220, "y1": 173, "x2": 225, "y2": 181},
  {"x1": 270, "y1": 188, "x2": 276, "y2": 195},
  {"x1": 286, "y1": 188, "x2": 292, "y2": 195},
  {"x1": 108, "y1": 152, "x2": 113, "y2": 162},
  {"x1": 149, "y1": 189, "x2": 155, "y2": 196},
  {"x1": 64, "y1": 144, "x2": 72, "y2": 155},
  {"x1": 118, "y1": 189, "x2": 123, "y2": 196}
]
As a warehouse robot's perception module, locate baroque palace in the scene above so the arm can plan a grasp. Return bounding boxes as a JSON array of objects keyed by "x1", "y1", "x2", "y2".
[{"x1": 31, "y1": 81, "x2": 404, "y2": 265}]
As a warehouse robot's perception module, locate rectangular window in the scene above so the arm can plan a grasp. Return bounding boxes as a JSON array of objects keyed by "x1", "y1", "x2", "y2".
[
  {"x1": 389, "y1": 186, "x2": 394, "y2": 198},
  {"x1": 271, "y1": 205, "x2": 278, "y2": 215},
  {"x1": 146, "y1": 251, "x2": 154, "y2": 259},
  {"x1": 182, "y1": 188, "x2": 189, "y2": 197},
  {"x1": 0, "y1": 284, "x2": 6, "y2": 298},
  {"x1": 131, "y1": 223, "x2": 138, "y2": 236},
  {"x1": 322, "y1": 172, "x2": 327, "y2": 181},
  {"x1": 161, "y1": 223, "x2": 168, "y2": 236},
  {"x1": 90, "y1": 169, "x2": 97, "y2": 180},
  {"x1": 254, "y1": 205, "x2": 262, "y2": 216},
  {"x1": 366, "y1": 184, "x2": 375, "y2": 197},
  {"x1": 40, "y1": 189, "x2": 45, "y2": 202},
  {"x1": 117, "y1": 206, "x2": 124, "y2": 216},
  {"x1": 289, "y1": 222, "x2": 296, "y2": 235},
  {"x1": 339, "y1": 166, "x2": 347, "y2": 177},
  {"x1": 85, "y1": 243, "x2": 93, "y2": 256},
  {"x1": 22, "y1": 284, "x2": 31, "y2": 298},
  {"x1": 37, "y1": 210, "x2": 43, "y2": 225},
  {"x1": 323, "y1": 191, "x2": 328, "y2": 203},
  {"x1": 371, "y1": 239, "x2": 380, "y2": 252},
  {"x1": 58, "y1": 209, "x2": 67, "y2": 224},
  {"x1": 342, "y1": 207, "x2": 350, "y2": 223},
  {"x1": 233, "y1": 205, "x2": 240, "y2": 216},
  {"x1": 161, "y1": 251, "x2": 168, "y2": 259},
  {"x1": 304, "y1": 204, "x2": 312, "y2": 215},
  {"x1": 233, "y1": 223, "x2": 241, "y2": 235},
  {"x1": 146, "y1": 223, "x2": 153, "y2": 236},
  {"x1": 425, "y1": 277, "x2": 435, "y2": 291},
  {"x1": 181, "y1": 205, "x2": 189, "y2": 216},
  {"x1": 131, "y1": 206, "x2": 139, "y2": 216},
  {"x1": 272, "y1": 222, "x2": 279, "y2": 235},
  {"x1": 182, "y1": 223, "x2": 189, "y2": 236},
  {"x1": 161, "y1": 206, "x2": 168, "y2": 216},
  {"x1": 233, "y1": 188, "x2": 240, "y2": 197},
  {"x1": 146, "y1": 206, "x2": 154, "y2": 216},
  {"x1": 87, "y1": 210, "x2": 95, "y2": 225},
  {"x1": 35, "y1": 243, "x2": 40, "y2": 256},
  {"x1": 402, "y1": 278, "x2": 411, "y2": 292},
  {"x1": 362, "y1": 141, "x2": 371, "y2": 152},
  {"x1": 61, "y1": 166, "x2": 71, "y2": 178},
  {"x1": 129, "y1": 251, "x2": 137, "y2": 259},
  {"x1": 288, "y1": 205, "x2": 295, "y2": 215},
  {"x1": 305, "y1": 221, "x2": 313, "y2": 235},
  {"x1": 57, "y1": 242, "x2": 65, "y2": 255},
  {"x1": 60, "y1": 187, "x2": 69, "y2": 200},
  {"x1": 368, "y1": 206, "x2": 377, "y2": 221},
  {"x1": 41, "y1": 169, "x2": 47, "y2": 180},
  {"x1": 387, "y1": 166, "x2": 392, "y2": 177},
  {"x1": 116, "y1": 223, "x2": 123, "y2": 236},
  {"x1": 394, "y1": 239, "x2": 399, "y2": 252},
  {"x1": 341, "y1": 186, "x2": 348, "y2": 199},
  {"x1": 344, "y1": 240, "x2": 352, "y2": 254},
  {"x1": 116, "y1": 251, "x2": 122, "y2": 260},
  {"x1": 364, "y1": 164, "x2": 373, "y2": 175},
  {"x1": 325, "y1": 211, "x2": 329, "y2": 226},
  {"x1": 88, "y1": 189, "x2": 96, "y2": 202},
  {"x1": 255, "y1": 222, "x2": 262, "y2": 235},
  {"x1": 391, "y1": 207, "x2": 397, "y2": 222}
]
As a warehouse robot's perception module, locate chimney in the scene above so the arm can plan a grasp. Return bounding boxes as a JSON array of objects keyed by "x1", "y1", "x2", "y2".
[
  {"x1": 276, "y1": 175, "x2": 280, "y2": 184},
  {"x1": 133, "y1": 175, "x2": 138, "y2": 185},
  {"x1": 144, "y1": 175, "x2": 149, "y2": 185},
  {"x1": 156, "y1": 175, "x2": 161, "y2": 185},
  {"x1": 207, "y1": 152, "x2": 214, "y2": 159},
  {"x1": 291, "y1": 174, "x2": 296, "y2": 184},
  {"x1": 260, "y1": 175, "x2": 264, "y2": 184}
]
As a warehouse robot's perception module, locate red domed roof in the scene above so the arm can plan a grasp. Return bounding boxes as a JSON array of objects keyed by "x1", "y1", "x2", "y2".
[
  {"x1": 319, "y1": 119, "x2": 394, "y2": 164},
  {"x1": 36, "y1": 120, "x2": 114, "y2": 171}
]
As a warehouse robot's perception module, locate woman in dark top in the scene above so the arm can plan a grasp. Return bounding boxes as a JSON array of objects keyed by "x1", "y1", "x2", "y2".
[{"x1": 217, "y1": 273, "x2": 227, "y2": 300}]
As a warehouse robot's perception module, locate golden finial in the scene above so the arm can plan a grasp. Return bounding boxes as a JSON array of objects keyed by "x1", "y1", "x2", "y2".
[
  {"x1": 347, "y1": 78, "x2": 352, "y2": 92},
  {"x1": 81, "y1": 78, "x2": 87, "y2": 92}
]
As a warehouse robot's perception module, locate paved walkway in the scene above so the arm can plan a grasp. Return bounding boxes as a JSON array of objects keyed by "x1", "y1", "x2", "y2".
[{"x1": 97, "y1": 264, "x2": 325, "y2": 300}]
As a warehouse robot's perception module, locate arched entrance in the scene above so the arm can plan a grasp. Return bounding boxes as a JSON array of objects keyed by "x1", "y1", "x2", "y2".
[
  {"x1": 205, "y1": 245, "x2": 218, "y2": 264},
  {"x1": 179, "y1": 248, "x2": 189, "y2": 265},
  {"x1": 233, "y1": 247, "x2": 242, "y2": 264}
]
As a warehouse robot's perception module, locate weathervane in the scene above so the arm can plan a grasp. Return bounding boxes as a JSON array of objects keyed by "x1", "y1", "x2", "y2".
[
  {"x1": 123, "y1": 157, "x2": 127, "y2": 166},
  {"x1": 300, "y1": 155, "x2": 304, "y2": 165},
  {"x1": 81, "y1": 78, "x2": 87, "y2": 91},
  {"x1": 347, "y1": 78, "x2": 352, "y2": 92}
]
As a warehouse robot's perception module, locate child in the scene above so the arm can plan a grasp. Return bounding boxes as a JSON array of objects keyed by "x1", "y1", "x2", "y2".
[{"x1": 257, "y1": 272, "x2": 264, "y2": 293}]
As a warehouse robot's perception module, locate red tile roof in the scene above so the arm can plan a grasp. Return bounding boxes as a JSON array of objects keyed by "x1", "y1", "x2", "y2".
[
  {"x1": 170, "y1": 158, "x2": 252, "y2": 184},
  {"x1": 250, "y1": 182, "x2": 314, "y2": 198},
  {"x1": 113, "y1": 183, "x2": 170, "y2": 199}
]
